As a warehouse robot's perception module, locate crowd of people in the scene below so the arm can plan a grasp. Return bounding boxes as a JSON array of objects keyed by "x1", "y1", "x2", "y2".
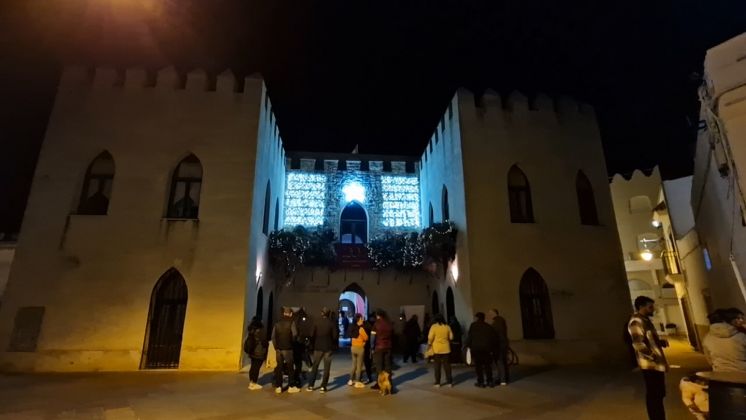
[
  {"x1": 627, "y1": 295, "x2": 746, "y2": 420},
  {"x1": 243, "y1": 305, "x2": 513, "y2": 395}
]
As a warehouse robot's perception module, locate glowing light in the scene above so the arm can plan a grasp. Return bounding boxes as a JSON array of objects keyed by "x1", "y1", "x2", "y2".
[
  {"x1": 651, "y1": 220, "x2": 662, "y2": 228},
  {"x1": 381, "y1": 176, "x2": 420, "y2": 228},
  {"x1": 284, "y1": 172, "x2": 326, "y2": 227},
  {"x1": 450, "y1": 255, "x2": 459, "y2": 282},
  {"x1": 343, "y1": 181, "x2": 366, "y2": 203},
  {"x1": 640, "y1": 250, "x2": 654, "y2": 261}
]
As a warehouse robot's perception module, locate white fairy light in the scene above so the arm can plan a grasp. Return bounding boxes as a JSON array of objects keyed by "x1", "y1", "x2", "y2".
[
  {"x1": 381, "y1": 176, "x2": 420, "y2": 228},
  {"x1": 284, "y1": 172, "x2": 327, "y2": 227}
]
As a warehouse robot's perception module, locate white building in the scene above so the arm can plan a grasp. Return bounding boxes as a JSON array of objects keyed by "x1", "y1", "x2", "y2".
[
  {"x1": 610, "y1": 169, "x2": 712, "y2": 349},
  {"x1": 0, "y1": 67, "x2": 632, "y2": 371},
  {"x1": 692, "y1": 32, "x2": 746, "y2": 310}
]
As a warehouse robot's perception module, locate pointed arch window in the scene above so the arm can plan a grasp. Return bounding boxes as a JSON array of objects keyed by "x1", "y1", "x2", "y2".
[
  {"x1": 519, "y1": 268, "x2": 554, "y2": 339},
  {"x1": 167, "y1": 154, "x2": 202, "y2": 219},
  {"x1": 576, "y1": 171, "x2": 599, "y2": 225},
  {"x1": 508, "y1": 165, "x2": 534, "y2": 223},
  {"x1": 262, "y1": 181, "x2": 271, "y2": 235},
  {"x1": 141, "y1": 268, "x2": 188, "y2": 369},
  {"x1": 340, "y1": 202, "x2": 367, "y2": 244},
  {"x1": 428, "y1": 202, "x2": 434, "y2": 226},
  {"x1": 442, "y1": 186, "x2": 450, "y2": 222},
  {"x1": 77, "y1": 151, "x2": 115, "y2": 215}
]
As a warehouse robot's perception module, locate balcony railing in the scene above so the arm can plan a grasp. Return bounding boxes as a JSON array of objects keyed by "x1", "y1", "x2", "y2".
[{"x1": 662, "y1": 250, "x2": 681, "y2": 275}]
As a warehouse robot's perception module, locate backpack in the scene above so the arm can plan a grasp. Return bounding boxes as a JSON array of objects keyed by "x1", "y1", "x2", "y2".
[{"x1": 348, "y1": 324, "x2": 360, "y2": 339}]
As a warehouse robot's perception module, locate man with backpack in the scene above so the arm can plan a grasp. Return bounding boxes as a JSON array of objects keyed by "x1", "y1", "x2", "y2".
[{"x1": 348, "y1": 313, "x2": 369, "y2": 388}]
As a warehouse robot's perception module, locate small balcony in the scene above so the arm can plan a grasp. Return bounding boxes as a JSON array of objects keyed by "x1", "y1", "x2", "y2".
[{"x1": 335, "y1": 244, "x2": 370, "y2": 269}]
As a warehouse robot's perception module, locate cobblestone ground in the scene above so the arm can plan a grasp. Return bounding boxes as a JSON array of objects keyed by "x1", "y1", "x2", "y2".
[{"x1": 0, "y1": 340, "x2": 707, "y2": 420}]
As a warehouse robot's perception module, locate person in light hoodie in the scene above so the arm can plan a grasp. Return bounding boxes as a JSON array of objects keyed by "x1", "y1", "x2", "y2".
[{"x1": 703, "y1": 308, "x2": 746, "y2": 372}]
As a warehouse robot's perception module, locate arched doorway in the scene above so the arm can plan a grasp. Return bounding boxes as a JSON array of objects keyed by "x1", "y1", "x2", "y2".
[
  {"x1": 519, "y1": 268, "x2": 555, "y2": 339},
  {"x1": 446, "y1": 287, "x2": 455, "y2": 322},
  {"x1": 256, "y1": 287, "x2": 264, "y2": 320},
  {"x1": 267, "y1": 292, "x2": 274, "y2": 329},
  {"x1": 340, "y1": 202, "x2": 367, "y2": 244},
  {"x1": 141, "y1": 268, "x2": 188, "y2": 369},
  {"x1": 339, "y1": 282, "x2": 367, "y2": 346},
  {"x1": 432, "y1": 291, "x2": 440, "y2": 314}
]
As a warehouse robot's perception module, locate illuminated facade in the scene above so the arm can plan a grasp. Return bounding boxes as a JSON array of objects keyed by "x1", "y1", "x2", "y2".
[{"x1": 0, "y1": 66, "x2": 631, "y2": 372}]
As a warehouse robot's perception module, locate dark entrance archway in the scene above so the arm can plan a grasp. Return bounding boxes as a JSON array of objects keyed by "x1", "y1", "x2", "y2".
[
  {"x1": 256, "y1": 287, "x2": 264, "y2": 320},
  {"x1": 432, "y1": 291, "x2": 440, "y2": 314},
  {"x1": 446, "y1": 287, "x2": 455, "y2": 322},
  {"x1": 339, "y1": 282, "x2": 367, "y2": 345},
  {"x1": 141, "y1": 268, "x2": 188, "y2": 369},
  {"x1": 340, "y1": 202, "x2": 367, "y2": 244}
]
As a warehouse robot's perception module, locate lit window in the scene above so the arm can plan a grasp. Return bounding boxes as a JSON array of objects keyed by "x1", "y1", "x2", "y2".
[{"x1": 703, "y1": 247, "x2": 712, "y2": 271}]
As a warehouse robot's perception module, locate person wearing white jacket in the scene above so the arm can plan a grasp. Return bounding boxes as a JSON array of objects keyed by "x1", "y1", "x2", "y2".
[{"x1": 703, "y1": 308, "x2": 746, "y2": 373}]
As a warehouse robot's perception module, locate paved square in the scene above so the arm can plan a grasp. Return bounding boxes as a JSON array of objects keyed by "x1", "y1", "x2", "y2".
[{"x1": 0, "y1": 341, "x2": 707, "y2": 419}]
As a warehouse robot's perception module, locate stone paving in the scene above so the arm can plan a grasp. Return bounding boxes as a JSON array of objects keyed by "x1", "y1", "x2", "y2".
[{"x1": 0, "y1": 340, "x2": 707, "y2": 420}]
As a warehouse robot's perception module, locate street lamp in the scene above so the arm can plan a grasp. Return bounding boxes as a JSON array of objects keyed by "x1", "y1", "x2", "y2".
[{"x1": 641, "y1": 250, "x2": 654, "y2": 261}]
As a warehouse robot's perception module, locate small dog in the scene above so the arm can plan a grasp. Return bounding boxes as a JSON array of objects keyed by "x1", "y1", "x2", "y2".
[{"x1": 377, "y1": 371, "x2": 392, "y2": 396}]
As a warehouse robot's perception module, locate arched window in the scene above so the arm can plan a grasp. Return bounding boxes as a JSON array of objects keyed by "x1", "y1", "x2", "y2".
[
  {"x1": 442, "y1": 186, "x2": 450, "y2": 221},
  {"x1": 428, "y1": 202, "x2": 434, "y2": 226},
  {"x1": 446, "y1": 287, "x2": 455, "y2": 322},
  {"x1": 167, "y1": 154, "x2": 202, "y2": 219},
  {"x1": 256, "y1": 287, "x2": 264, "y2": 320},
  {"x1": 274, "y1": 198, "x2": 280, "y2": 231},
  {"x1": 432, "y1": 291, "x2": 440, "y2": 314},
  {"x1": 508, "y1": 165, "x2": 534, "y2": 223},
  {"x1": 340, "y1": 202, "x2": 367, "y2": 244},
  {"x1": 141, "y1": 268, "x2": 188, "y2": 369},
  {"x1": 519, "y1": 268, "x2": 554, "y2": 339},
  {"x1": 77, "y1": 151, "x2": 115, "y2": 215},
  {"x1": 576, "y1": 171, "x2": 599, "y2": 225},
  {"x1": 262, "y1": 181, "x2": 271, "y2": 235}
]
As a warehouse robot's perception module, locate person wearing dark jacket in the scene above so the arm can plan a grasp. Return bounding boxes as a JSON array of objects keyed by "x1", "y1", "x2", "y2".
[
  {"x1": 465, "y1": 312, "x2": 499, "y2": 387},
  {"x1": 371, "y1": 309, "x2": 394, "y2": 390},
  {"x1": 244, "y1": 317, "x2": 268, "y2": 391},
  {"x1": 363, "y1": 316, "x2": 374, "y2": 383},
  {"x1": 488, "y1": 308, "x2": 510, "y2": 385},
  {"x1": 403, "y1": 314, "x2": 422, "y2": 363},
  {"x1": 307, "y1": 307, "x2": 339, "y2": 393},
  {"x1": 293, "y1": 308, "x2": 312, "y2": 386},
  {"x1": 272, "y1": 307, "x2": 300, "y2": 394}
]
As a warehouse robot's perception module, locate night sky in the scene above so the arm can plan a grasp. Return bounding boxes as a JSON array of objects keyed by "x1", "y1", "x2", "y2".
[{"x1": 1, "y1": 0, "x2": 744, "y2": 234}]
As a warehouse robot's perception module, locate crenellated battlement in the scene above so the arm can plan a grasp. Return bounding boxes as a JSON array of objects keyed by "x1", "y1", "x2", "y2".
[
  {"x1": 456, "y1": 87, "x2": 595, "y2": 120},
  {"x1": 59, "y1": 66, "x2": 262, "y2": 95}
]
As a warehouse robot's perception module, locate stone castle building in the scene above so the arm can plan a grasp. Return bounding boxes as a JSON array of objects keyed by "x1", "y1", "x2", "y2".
[{"x1": 0, "y1": 66, "x2": 631, "y2": 371}]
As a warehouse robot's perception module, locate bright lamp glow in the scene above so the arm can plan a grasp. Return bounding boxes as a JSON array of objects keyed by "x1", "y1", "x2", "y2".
[
  {"x1": 381, "y1": 176, "x2": 420, "y2": 228},
  {"x1": 450, "y1": 255, "x2": 459, "y2": 282},
  {"x1": 640, "y1": 250, "x2": 654, "y2": 261},
  {"x1": 651, "y1": 220, "x2": 662, "y2": 228},
  {"x1": 284, "y1": 172, "x2": 326, "y2": 227},
  {"x1": 343, "y1": 181, "x2": 366, "y2": 203}
]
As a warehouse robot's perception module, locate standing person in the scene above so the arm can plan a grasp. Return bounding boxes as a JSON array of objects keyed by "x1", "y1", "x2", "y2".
[
  {"x1": 292, "y1": 308, "x2": 312, "y2": 386},
  {"x1": 703, "y1": 308, "x2": 746, "y2": 372},
  {"x1": 428, "y1": 314, "x2": 454, "y2": 387},
  {"x1": 628, "y1": 296, "x2": 669, "y2": 420},
  {"x1": 307, "y1": 307, "x2": 338, "y2": 393},
  {"x1": 371, "y1": 309, "x2": 394, "y2": 390},
  {"x1": 340, "y1": 311, "x2": 349, "y2": 339},
  {"x1": 403, "y1": 314, "x2": 422, "y2": 363},
  {"x1": 488, "y1": 308, "x2": 510, "y2": 385},
  {"x1": 363, "y1": 315, "x2": 374, "y2": 383},
  {"x1": 272, "y1": 307, "x2": 300, "y2": 394},
  {"x1": 465, "y1": 312, "x2": 498, "y2": 388},
  {"x1": 244, "y1": 317, "x2": 268, "y2": 391},
  {"x1": 348, "y1": 313, "x2": 369, "y2": 388},
  {"x1": 449, "y1": 316, "x2": 463, "y2": 364}
]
